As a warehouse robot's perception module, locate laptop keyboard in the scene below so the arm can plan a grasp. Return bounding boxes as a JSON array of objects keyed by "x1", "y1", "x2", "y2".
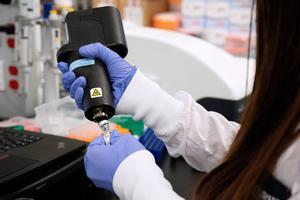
[{"x1": 0, "y1": 129, "x2": 42, "y2": 153}]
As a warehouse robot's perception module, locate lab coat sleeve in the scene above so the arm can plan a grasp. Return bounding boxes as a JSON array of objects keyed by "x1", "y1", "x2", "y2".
[
  {"x1": 113, "y1": 150, "x2": 184, "y2": 200},
  {"x1": 117, "y1": 70, "x2": 240, "y2": 172},
  {"x1": 289, "y1": 175, "x2": 300, "y2": 200},
  {"x1": 290, "y1": 192, "x2": 300, "y2": 200}
]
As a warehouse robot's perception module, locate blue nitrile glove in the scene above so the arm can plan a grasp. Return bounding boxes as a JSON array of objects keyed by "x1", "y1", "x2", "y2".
[
  {"x1": 84, "y1": 130, "x2": 145, "y2": 192},
  {"x1": 57, "y1": 62, "x2": 86, "y2": 109},
  {"x1": 57, "y1": 42, "x2": 137, "y2": 110}
]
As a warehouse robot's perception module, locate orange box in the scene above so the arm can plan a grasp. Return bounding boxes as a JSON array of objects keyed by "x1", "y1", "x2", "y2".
[{"x1": 153, "y1": 12, "x2": 181, "y2": 30}]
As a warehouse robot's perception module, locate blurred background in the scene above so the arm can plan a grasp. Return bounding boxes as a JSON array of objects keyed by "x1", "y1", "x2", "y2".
[
  {"x1": 0, "y1": 0, "x2": 255, "y2": 141},
  {"x1": 93, "y1": 0, "x2": 256, "y2": 57}
]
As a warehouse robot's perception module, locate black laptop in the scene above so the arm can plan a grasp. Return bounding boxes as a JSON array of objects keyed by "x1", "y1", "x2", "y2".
[{"x1": 0, "y1": 127, "x2": 87, "y2": 199}]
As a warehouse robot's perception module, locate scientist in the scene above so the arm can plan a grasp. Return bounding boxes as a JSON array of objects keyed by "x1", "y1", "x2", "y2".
[{"x1": 57, "y1": 1, "x2": 300, "y2": 199}]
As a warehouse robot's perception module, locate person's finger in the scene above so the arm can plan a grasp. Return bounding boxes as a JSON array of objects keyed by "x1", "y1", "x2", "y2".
[
  {"x1": 70, "y1": 77, "x2": 86, "y2": 98},
  {"x1": 79, "y1": 43, "x2": 105, "y2": 58},
  {"x1": 74, "y1": 87, "x2": 84, "y2": 110},
  {"x1": 62, "y1": 71, "x2": 76, "y2": 91},
  {"x1": 89, "y1": 134, "x2": 106, "y2": 146},
  {"x1": 57, "y1": 62, "x2": 69, "y2": 73},
  {"x1": 79, "y1": 43, "x2": 118, "y2": 64},
  {"x1": 109, "y1": 130, "x2": 121, "y2": 144}
]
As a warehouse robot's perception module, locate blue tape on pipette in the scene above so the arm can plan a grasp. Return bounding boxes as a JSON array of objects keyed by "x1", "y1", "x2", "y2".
[{"x1": 69, "y1": 58, "x2": 95, "y2": 71}]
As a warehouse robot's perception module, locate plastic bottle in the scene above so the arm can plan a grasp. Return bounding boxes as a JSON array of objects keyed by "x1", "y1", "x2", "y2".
[
  {"x1": 181, "y1": 0, "x2": 206, "y2": 35},
  {"x1": 225, "y1": 0, "x2": 255, "y2": 57},
  {"x1": 203, "y1": 0, "x2": 230, "y2": 47}
]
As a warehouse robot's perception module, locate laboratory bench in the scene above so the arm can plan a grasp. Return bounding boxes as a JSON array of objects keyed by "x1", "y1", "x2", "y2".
[
  {"x1": 160, "y1": 156, "x2": 204, "y2": 199},
  {"x1": 2, "y1": 152, "x2": 203, "y2": 200}
]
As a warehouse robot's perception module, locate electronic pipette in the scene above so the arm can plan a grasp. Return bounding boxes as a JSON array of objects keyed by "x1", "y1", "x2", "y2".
[{"x1": 57, "y1": 7, "x2": 128, "y2": 144}]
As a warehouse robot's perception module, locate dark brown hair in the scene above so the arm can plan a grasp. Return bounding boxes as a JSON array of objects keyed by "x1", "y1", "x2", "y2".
[{"x1": 194, "y1": 1, "x2": 300, "y2": 199}]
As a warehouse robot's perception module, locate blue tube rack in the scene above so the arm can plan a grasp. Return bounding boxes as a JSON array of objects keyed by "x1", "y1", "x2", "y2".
[{"x1": 139, "y1": 128, "x2": 166, "y2": 162}]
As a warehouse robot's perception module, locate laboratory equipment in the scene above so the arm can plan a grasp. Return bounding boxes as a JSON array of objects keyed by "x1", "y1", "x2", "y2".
[
  {"x1": 0, "y1": 0, "x2": 69, "y2": 118},
  {"x1": 0, "y1": 0, "x2": 93, "y2": 119},
  {"x1": 57, "y1": 7, "x2": 128, "y2": 144}
]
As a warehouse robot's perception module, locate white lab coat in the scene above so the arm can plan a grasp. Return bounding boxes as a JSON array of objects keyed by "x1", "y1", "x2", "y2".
[{"x1": 113, "y1": 70, "x2": 300, "y2": 200}]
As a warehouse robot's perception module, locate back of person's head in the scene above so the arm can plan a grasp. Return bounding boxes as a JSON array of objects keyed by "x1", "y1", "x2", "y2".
[{"x1": 194, "y1": 1, "x2": 300, "y2": 199}]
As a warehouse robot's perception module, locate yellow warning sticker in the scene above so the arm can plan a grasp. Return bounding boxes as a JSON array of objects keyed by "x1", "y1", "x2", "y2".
[{"x1": 90, "y1": 88, "x2": 103, "y2": 98}]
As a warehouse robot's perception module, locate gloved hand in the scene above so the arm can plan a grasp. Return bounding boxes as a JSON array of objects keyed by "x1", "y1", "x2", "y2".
[
  {"x1": 84, "y1": 130, "x2": 145, "y2": 192},
  {"x1": 57, "y1": 42, "x2": 137, "y2": 109}
]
